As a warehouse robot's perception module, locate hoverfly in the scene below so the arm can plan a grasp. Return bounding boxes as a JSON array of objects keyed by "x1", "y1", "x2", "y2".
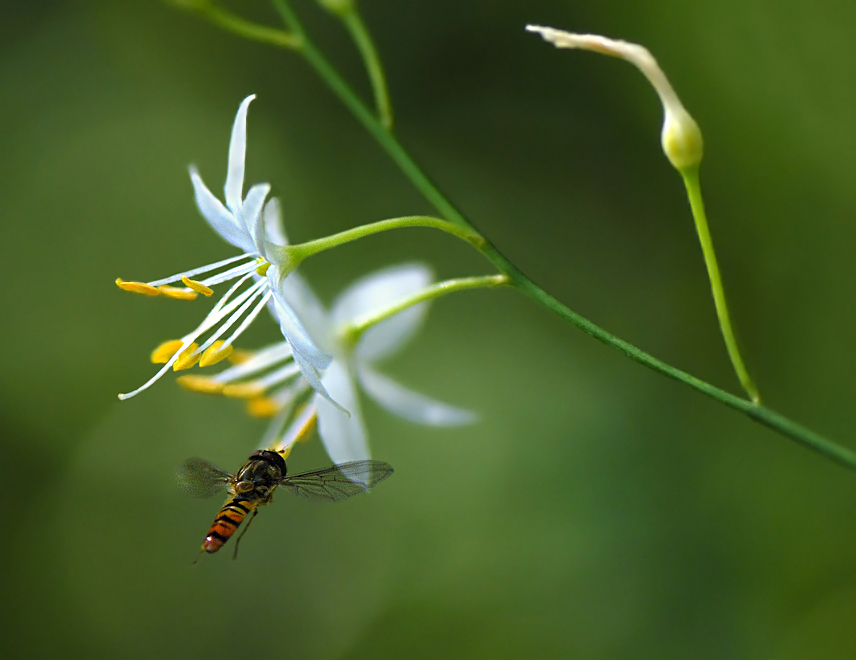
[{"x1": 177, "y1": 449, "x2": 394, "y2": 559}]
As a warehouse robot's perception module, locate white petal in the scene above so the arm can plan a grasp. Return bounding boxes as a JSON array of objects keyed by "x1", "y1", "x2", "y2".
[
  {"x1": 224, "y1": 94, "x2": 255, "y2": 214},
  {"x1": 316, "y1": 362, "x2": 370, "y2": 463},
  {"x1": 291, "y1": 349, "x2": 346, "y2": 414},
  {"x1": 269, "y1": 266, "x2": 332, "y2": 371},
  {"x1": 356, "y1": 302, "x2": 429, "y2": 362},
  {"x1": 278, "y1": 270, "x2": 331, "y2": 351},
  {"x1": 242, "y1": 182, "x2": 270, "y2": 254},
  {"x1": 357, "y1": 365, "x2": 478, "y2": 426},
  {"x1": 263, "y1": 197, "x2": 288, "y2": 246},
  {"x1": 332, "y1": 263, "x2": 432, "y2": 323},
  {"x1": 333, "y1": 263, "x2": 433, "y2": 362},
  {"x1": 189, "y1": 167, "x2": 253, "y2": 253}
]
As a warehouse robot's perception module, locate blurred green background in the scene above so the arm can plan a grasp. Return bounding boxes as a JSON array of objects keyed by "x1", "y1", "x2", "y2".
[{"x1": 3, "y1": 0, "x2": 856, "y2": 658}]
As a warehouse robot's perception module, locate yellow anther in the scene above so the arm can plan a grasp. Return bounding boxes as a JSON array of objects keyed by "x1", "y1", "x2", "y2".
[
  {"x1": 181, "y1": 277, "x2": 214, "y2": 297},
  {"x1": 116, "y1": 278, "x2": 160, "y2": 296},
  {"x1": 157, "y1": 285, "x2": 197, "y2": 301},
  {"x1": 199, "y1": 341, "x2": 234, "y2": 367},
  {"x1": 246, "y1": 397, "x2": 280, "y2": 418},
  {"x1": 295, "y1": 414, "x2": 317, "y2": 443},
  {"x1": 256, "y1": 260, "x2": 271, "y2": 277},
  {"x1": 151, "y1": 340, "x2": 185, "y2": 364},
  {"x1": 222, "y1": 382, "x2": 266, "y2": 399},
  {"x1": 226, "y1": 349, "x2": 253, "y2": 365},
  {"x1": 175, "y1": 375, "x2": 225, "y2": 395},
  {"x1": 173, "y1": 344, "x2": 201, "y2": 371}
]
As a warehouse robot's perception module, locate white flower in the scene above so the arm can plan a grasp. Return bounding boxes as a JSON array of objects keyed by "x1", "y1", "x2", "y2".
[
  {"x1": 313, "y1": 264, "x2": 477, "y2": 463},
  {"x1": 178, "y1": 263, "x2": 477, "y2": 462},
  {"x1": 116, "y1": 95, "x2": 333, "y2": 402}
]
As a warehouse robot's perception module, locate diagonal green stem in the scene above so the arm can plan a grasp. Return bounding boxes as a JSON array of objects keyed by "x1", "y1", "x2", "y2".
[
  {"x1": 273, "y1": 0, "x2": 469, "y2": 229},
  {"x1": 338, "y1": 8, "x2": 394, "y2": 130}
]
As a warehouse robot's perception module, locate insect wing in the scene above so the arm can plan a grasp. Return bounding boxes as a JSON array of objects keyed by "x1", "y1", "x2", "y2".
[
  {"x1": 280, "y1": 461, "x2": 394, "y2": 501},
  {"x1": 176, "y1": 457, "x2": 233, "y2": 498}
]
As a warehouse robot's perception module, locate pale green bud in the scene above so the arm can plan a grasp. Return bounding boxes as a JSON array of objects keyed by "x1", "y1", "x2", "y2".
[
  {"x1": 661, "y1": 106, "x2": 703, "y2": 170},
  {"x1": 526, "y1": 25, "x2": 704, "y2": 172}
]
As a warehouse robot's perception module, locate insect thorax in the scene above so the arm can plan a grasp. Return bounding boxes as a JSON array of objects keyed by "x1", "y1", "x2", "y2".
[{"x1": 229, "y1": 451, "x2": 286, "y2": 501}]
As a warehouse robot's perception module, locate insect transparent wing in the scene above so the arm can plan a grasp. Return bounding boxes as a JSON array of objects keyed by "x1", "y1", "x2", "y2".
[
  {"x1": 176, "y1": 457, "x2": 233, "y2": 498},
  {"x1": 280, "y1": 461, "x2": 394, "y2": 501}
]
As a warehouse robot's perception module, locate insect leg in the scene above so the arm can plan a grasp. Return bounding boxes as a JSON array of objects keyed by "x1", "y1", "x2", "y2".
[{"x1": 232, "y1": 508, "x2": 259, "y2": 560}]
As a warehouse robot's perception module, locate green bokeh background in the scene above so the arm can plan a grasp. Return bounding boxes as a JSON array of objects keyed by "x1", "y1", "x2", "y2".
[{"x1": 4, "y1": 0, "x2": 856, "y2": 658}]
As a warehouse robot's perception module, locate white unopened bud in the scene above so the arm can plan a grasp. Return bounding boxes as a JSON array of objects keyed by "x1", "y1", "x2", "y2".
[{"x1": 526, "y1": 25, "x2": 703, "y2": 171}]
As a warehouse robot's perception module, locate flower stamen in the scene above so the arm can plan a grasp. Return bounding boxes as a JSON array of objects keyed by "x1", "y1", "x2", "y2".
[
  {"x1": 210, "y1": 344, "x2": 294, "y2": 382},
  {"x1": 151, "y1": 340, "x2": 185, "y2": 364},
  {"x1": 176, "y1": 375, "x2": 225, "y2": 394},
  {"x1": 182, "y1": 277, "x2": 214, "y2": 297},
  {"x1": 116, "y1": 279, "x2": 160, "y2": 296},
  {"x1": 173, "y1": 344, "x2": 202, "y2": 371},
  {"x1": 275, "y1": 404, "x2": 318, "y2": 457},
  {"x1": 246, "y1": 397, "x2": 281, "y2": 418},
  {"x1": 199, "y1": 340, "x2": 233, "y2": 367},
  {"x1": 226, "y1": 349, "x2": 253, "y2": 364},
  {"x1": 120, "y1": 274, "x2": 273, "y2": 400},
  {"x1": 157, "y1": 285, "x2": 197, "y2": 301},
  {"x1": 222, "y1": 383, "x2": 267, "y2": 399},
  {"x1": 145, "y1": 253, "x2": 254, "y2": 288}
]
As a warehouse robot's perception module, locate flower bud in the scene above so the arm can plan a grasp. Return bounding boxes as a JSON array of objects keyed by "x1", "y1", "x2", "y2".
[{"x1": 526, "y1": 25, "x2": 704, "y2": 171}]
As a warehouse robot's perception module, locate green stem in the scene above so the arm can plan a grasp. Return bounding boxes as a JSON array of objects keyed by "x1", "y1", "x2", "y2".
[
  {"x1": 273, "y1": 0, "x2": 470, "y2": 230},
  {"x1": 344, "y1": 274, "x2": 509, "y2": 344},
  {"x1": 682, "y1": 166, "x2": 760, "y2": 404},
  {"x1": 183, "y1": 1, "x2": 301, "y2": 50},
  {"x1": 338, "y1": 7, "x2": 394, "y2": 130},
  {"x1": 189, "y1": 0, "x2": 854, "y2": 472},
  {"x1": 510, "y1": 270, "x2": 856, "y2": 469},
  {"x1": 284, "y1": 216, "x2": 484, "y2": 264}
]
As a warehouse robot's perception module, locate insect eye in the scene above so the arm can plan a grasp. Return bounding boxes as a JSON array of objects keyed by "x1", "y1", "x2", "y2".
[{"x1": 235, "y1": 480, "x2": 255, "y2": 494}]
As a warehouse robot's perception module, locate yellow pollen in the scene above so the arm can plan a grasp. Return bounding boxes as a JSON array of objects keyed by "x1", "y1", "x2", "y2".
[
  {"x1": 226, "y1": 349, "x2": 253, "y2": 365},
  {"x1": 181, "y1": 277, "x2": 214, "y2": 296},
  {"x1": 157, "y1": 285, "x2": 197, "y2": 301},
  {"x1": 175, "y1": 375, "x2": 225, "y2": 394},
  {"x1": 245, "y1": 397, "x2": 280, "y2": 418},
  {"x1": 151, "y1": 340, "x2": 184, "y2": 364},
  {"x1": 173, "y1": 344, "x2": 201, "y2": 371},
  {"x1": 256, "y1": 260, "x2": 271, "y2": 277},
  {"x1": 116, "y1": 278, "x2": 160, "y2": 296},
  {"x1": 222, "y1": 382, "x2": 266, "y2": 399},
  {"x1": 199, "y1": 341, "x2": 233, "y2": 367}
]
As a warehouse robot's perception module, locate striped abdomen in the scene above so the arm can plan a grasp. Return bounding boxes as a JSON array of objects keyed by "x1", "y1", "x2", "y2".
[{"x1": 201, "y1": 496, "x2": 258, "y2": 554}]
